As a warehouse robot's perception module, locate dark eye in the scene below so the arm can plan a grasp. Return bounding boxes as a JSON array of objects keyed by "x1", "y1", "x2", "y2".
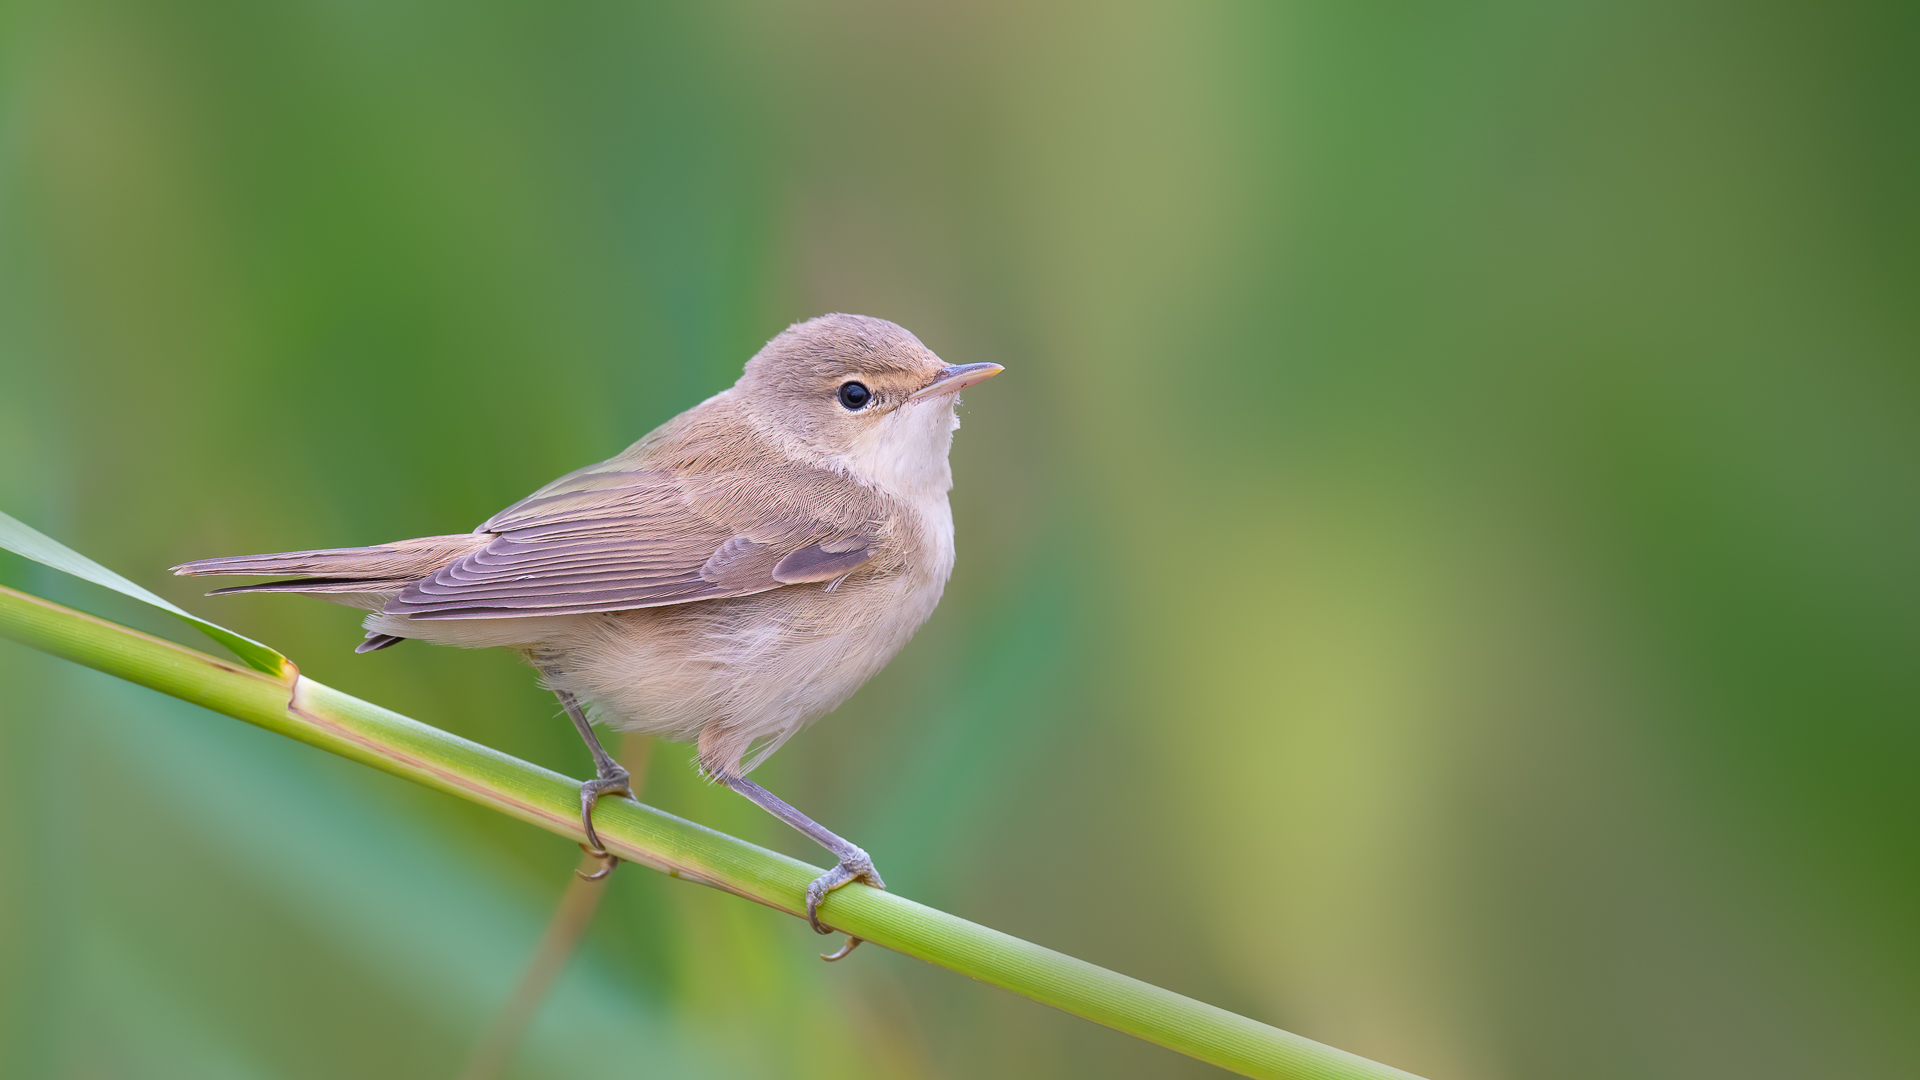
[{"x1": 837, "y1": 381, "x2": 872, "y2": 410}]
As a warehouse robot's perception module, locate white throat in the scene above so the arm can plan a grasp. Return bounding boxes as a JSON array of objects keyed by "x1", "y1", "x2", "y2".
[{"x1": 824, "y1": 396, "x2": 960, "y2": 503}]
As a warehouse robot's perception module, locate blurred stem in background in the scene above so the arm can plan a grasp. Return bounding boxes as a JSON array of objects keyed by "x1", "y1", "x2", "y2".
[
  {"x1": 0, "y1": 576, "x2": 1424, "y2": 1080},
  {"x1": 459, "y1": 734, "x2": 654, "y2": 1080}
]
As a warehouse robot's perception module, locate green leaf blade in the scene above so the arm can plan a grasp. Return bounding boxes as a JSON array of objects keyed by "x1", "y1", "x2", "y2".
[{"x1": 0, "y1": 509, "x2": 292, "y2": 678}]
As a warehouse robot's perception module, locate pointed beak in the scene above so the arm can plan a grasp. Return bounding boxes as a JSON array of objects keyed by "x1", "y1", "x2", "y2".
[{"x1": 911, "y1": 362, "x2": 1004, "y2": 400}]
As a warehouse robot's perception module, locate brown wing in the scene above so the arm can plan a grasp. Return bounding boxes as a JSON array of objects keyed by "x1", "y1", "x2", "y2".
[{"x1": 383, "y1": 461, "x2": 880, "y2": 620}]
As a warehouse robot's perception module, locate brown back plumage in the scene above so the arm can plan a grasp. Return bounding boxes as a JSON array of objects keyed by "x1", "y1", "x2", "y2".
[
  {"x1": 174, "y1": 450, "x2": 888, "y2": 620},
  {"x1": 170, "y1": 314, "x2": 934, "y2": 623},
  {"x1": 385, "y1": 449, "x2": 886, "y2": 620}
]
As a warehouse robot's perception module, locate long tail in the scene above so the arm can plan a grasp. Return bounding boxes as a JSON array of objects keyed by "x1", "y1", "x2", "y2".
[{"x1": 172, "y1": 533, "x2": 484, "y2": 598}]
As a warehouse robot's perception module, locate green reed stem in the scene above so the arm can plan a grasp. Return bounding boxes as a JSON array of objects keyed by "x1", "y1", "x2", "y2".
[{"x1": 0, "y1": 583, "x2": 1423, "y2": 1080}]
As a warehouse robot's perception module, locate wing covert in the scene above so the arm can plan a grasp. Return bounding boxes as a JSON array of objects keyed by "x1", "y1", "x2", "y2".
[{"x1": 383, "y1": 465, "x2": 878, "y2": 619}]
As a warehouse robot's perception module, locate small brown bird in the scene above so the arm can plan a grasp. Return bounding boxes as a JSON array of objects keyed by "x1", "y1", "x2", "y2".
[{"x1": 175, "y1": 314, "x2": 1001, "y2": 955}]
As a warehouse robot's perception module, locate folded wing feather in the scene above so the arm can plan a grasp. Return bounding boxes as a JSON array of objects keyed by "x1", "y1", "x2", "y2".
[
  {"x1": 174, "y1": 460, "x2": 883, "y2": 620},
  {"x1": 385, "y1": 465, "x2": 879, "y2": 620}
]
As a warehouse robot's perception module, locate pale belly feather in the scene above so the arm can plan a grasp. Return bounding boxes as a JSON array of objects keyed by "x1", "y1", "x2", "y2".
[{"x1": 368, "y1": 498, "x2": 956, "y2": 775}]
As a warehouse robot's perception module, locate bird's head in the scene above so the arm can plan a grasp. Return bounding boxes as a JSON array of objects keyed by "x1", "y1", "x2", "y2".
[{"x1": 737, "y1": 313, "x2": 1002, "y2": 498}]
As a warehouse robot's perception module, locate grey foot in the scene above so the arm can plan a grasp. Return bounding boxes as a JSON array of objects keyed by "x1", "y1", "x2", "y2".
[
  {"x1": 714, "y1": 773, "x2": 881, "y2": 960},
  {"x1": 805, "y1": 849, "x2": 885, "y2": 935},
  {"x1": 820, "y1": 935, "x2": 862, "y2": 962},
  {"x1": 576, "y1": 766, "x2": 632, "y2": 880}
]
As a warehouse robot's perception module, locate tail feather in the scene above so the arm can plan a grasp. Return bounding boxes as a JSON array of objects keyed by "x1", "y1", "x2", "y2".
[
  {"x1": 172, "y1": 534, "x2": 483, "y2": 582},
  {"x1": 356, "y1": 632, "x2": 406, "y2": 653},
  {"x1": 205, "y1": 578, "x2": 419, "y2": 596}
]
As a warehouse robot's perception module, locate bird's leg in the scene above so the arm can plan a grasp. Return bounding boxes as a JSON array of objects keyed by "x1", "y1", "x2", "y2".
[
  {"x1": 550, "y1": 685, "x2": 631, "y2": 881},
  {"x1": 722, "y1": 774, "x2": 883, "y2": 959}
]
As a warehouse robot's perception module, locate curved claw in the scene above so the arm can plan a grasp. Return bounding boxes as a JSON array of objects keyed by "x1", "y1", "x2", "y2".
[
  {"x1": 576, "y1": 843, "x2": 619, "y2": 881},
  {"x1": 804, "y1": 850, "x2": 886, "y2": 935},
  {"x1": 578, "y1": 769, "x2": 633, "y2": 866},
  {"x1": 820, "y1": 935, "x2": 863, "y2": 962}
]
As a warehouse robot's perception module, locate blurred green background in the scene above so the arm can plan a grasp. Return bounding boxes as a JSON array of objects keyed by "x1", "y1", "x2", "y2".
[{"x1": 2, "y1": 0, "x2": 1917, "y2": 1077}]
